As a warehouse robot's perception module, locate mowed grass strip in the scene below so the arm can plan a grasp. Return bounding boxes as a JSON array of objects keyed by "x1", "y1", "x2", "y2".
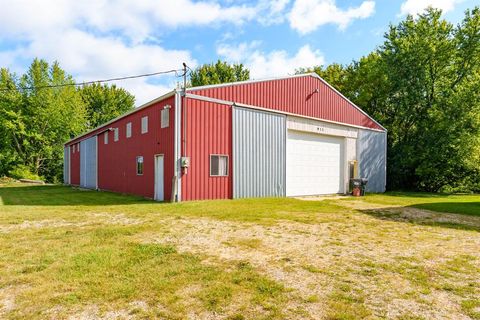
[
  {"x1": 0, "y1": 184, "x2": 346, "y2": 225},
  {"x1": 360, "y1": 191, "x2": 480, "y2": 217}
]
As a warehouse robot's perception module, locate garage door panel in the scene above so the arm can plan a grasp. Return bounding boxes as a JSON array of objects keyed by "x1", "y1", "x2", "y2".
[{"x1": 286, "y1": 130, "x2": 344, "y2": 196}]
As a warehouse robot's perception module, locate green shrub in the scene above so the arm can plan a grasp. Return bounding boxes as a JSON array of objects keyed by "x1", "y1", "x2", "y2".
[{"x1": 9, "y1": 165, "x2": 43, "y2": 181}]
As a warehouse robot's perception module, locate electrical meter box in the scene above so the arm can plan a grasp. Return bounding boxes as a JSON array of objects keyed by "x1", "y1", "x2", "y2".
[{"x1": 181, "y1": 157, "x2": 190, "y2": 168}]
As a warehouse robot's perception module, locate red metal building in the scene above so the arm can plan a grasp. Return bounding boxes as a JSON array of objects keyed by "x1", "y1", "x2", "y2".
[{"x1": 64, "y1": 73, "x2": 387, "y2": 201}]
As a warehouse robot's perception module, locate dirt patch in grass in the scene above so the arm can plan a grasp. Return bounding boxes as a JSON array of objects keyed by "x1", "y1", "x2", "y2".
[
  {"x1": 60, "y1": 301, "x2": 149, "y2": 320},
  {"x1": 0, "y1": 285, "x2": 30, "y2": 318},
  {"x1": 370, "y1": 206, "x2": 480, "y2": 229},
  {"x1": 0, "y1": 214, "x2": 144, "y2": 233},
  {"x1": 0, "y1": 287, "x2": 16, "y2": 316},
  {"x1": 138, "y1": 210, "x2": 480, "y2": 319}
]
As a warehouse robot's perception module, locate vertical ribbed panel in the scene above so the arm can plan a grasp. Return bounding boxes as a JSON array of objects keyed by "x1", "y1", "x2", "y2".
[
  {"x1": 357, "y1": 129, "x2": 387, "y2": 192},
  {"x1": 80, "y1": 136, "x2": 97, "y2": 189},
  {"x1": 63, "y1": 146, "x2": 70, "y2": 184},
  {"x1": 181, "y1": 98, "x2": 232, "y2": 201},
  {"x1": 188, "y1": 75, "x2": 384, "y2": 131},
  {"x1": 96, "y1": 96, "x2": 176, "y2": 199},
  {"x1": 233, "y1": 107, "x2": 286, "y2": 198}
]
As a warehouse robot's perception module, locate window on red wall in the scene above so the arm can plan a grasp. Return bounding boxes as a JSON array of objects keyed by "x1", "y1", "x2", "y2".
[
  {"x1": 126, "y1": 122, "x2": 132, "y2": 138},
  {"x1": 141, "y1": 116, "x2": 148, "y2": 134},
  {"x1": 114, "y1": 128, "x2": 119, "y2": 141},
  {"x1": 161, "y1": 107, "x2": 170, "y2": 128},
  {"x1": 210, "y1": 155, "x2": 228, "y2": 176}
]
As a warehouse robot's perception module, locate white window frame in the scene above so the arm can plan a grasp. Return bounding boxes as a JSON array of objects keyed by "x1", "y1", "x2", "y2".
[
  {"x1": 126, "y1": 122, "x2": 132, "y2": 138},
  {"x1": 141, "y1": 116, "x2": 148, "y2": 134},
  {"x1": 161, "y1": 107, "x2": 170, "y2": 128},
  {"x1": 136, "y1": 156, "x2": 144, "y2": 175},
  {"x1": 104, "y1": 131, "x2": 108, "y2": 144},
  {"x1": 210, "y1": 154, "x2": 229, "y2": 177},
  {"x1": 114, "y1": 128, "x2": 119, "y2": 142}
]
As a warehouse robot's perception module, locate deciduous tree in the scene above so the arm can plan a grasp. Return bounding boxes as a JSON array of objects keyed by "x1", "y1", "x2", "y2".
[
  {"x1": 80, "y1": 83, "x2": 135, "y2": 129},
  {"x1": 190, "y1": 60, "x2": 250, "y2": 87}
]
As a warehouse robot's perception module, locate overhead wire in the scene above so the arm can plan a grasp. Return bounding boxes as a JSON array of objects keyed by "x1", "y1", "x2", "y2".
[{"x1": 0, "y1": 68, "x2": 184, "y2": 91}]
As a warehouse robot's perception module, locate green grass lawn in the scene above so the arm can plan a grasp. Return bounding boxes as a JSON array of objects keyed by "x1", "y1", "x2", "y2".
[
  {"x1": 0, "y1": 184, "x2": 479, "y2": 319},
  {"x1": 362, "y1": 191, "x2": 480, "y2": 216}
]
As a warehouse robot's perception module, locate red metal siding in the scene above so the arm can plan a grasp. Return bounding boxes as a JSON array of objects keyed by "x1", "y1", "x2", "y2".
[
  {"x1": 66, "y1": 96, "x2": 175, "y2": 200},
  {"x1": 188, "y1": 75, "x2": 383, "y2": 130},
  {"x1": 181, "y1": 97, "x2": 232, "y2": 201},
  {"x1": 70, "y1": 144, "x2": 80, "y2": 185},
  {"x1": 97, "y1": 96, "x2": 175, "y2": 199}
]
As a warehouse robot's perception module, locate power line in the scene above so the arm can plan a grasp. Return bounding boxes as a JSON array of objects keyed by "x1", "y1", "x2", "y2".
[{"x1": 0, "y1": 68, "x2": 184, "y2": 91}]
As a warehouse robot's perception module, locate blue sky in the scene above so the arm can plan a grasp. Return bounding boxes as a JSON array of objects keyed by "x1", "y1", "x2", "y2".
[{"x1": 0, "y1": 0, "x2": 477, "y2": 105}]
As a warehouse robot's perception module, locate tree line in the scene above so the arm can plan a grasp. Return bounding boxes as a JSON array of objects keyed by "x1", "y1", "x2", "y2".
[
  {"x1": 300, "y1": 8, "x2": 480, "y2": 192},
  {"x1": 0, "y1": 59, "x2": 135, "y2": 182},
  {"x1": 1, "y1": 7, "x2": 479, "y2": 192}
]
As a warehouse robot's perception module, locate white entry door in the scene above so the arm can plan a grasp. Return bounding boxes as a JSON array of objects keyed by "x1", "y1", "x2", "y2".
[
  {"x1": 154, "y1": 155, "x2": 164, "y2": 201},
  {"x1": 286, "y1": 130, "x2": 344, "y2": 196}
]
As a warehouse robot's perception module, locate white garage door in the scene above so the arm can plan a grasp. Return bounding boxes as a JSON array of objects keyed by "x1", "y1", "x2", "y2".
[{"x1": 286, "y1": 130, "x2": 344, "y2": 196}]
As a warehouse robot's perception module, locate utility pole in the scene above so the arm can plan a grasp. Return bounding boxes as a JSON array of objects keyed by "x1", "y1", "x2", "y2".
[
  {"x1": 182, "y1": 62, "x2": 187, "y2": 93},
  {"x1": 181, "y1": 62, "x2": 189, "y2": 176}
]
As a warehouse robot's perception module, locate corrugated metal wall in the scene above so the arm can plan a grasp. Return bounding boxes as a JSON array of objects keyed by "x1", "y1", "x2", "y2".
[
  {"x1": 97, "y1": 96, "x2": 176, "y2": 199},
  {"x1": 188, "y1": 75, "x2": 383, "y2": 131},
  {"x1": 80, "y1": 136, "x2": 97, "y2": 189},
  {"x1": 233, "y1": 107, "x2": 286, "y2": 198},
  {"x1": 357, "y1": 129, "x2": 387, "y2": 192},
  {"x1": 63, "y1": 146, "x2": 70, "y2": 184},
  {"x1": 181, "y1": 97, "x2": 232, "y2": 201}
]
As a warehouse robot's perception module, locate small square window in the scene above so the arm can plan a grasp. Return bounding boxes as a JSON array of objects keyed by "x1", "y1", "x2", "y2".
[
  {"x1": 161, "y1": 107, "x2": 170, "y2": 128},
  {"x1": 126, "y1": 122, "x2": 132, "y2": 138},
  {"x1": 104, "y1": 132, "x2": 108, "y2": 144},
  {"x1": 136, "y1": 156, "x2": 144, "y2": 175},
  {"x1": 114, "y1": 128, "x2": 119, "y2": 141},
  {"x1": 141, "y1": 116, "x2": 148, "y2": 134},
  {"x1": 210, "y1": 155, "x2": 228, "y2": 176}
]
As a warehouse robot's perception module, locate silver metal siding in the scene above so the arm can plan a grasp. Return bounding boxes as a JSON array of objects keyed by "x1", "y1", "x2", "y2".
[
  {"x1": 233, "y1": 107, "x2": 286, "y2": 198},
  {"x1": 63, "y1": 146, "x2": 70, "y2": 184},
  {"x1": 80, "y1": 136, "x2": 97, "y2": 189},
  {"x1": 357, "y1": 129, "x2": 387, "y2": 192}
]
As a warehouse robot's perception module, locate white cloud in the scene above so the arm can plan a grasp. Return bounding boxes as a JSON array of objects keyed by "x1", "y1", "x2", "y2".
[
  {"x1": 0, "y1": 26, "x2": 195, "y2": 105},
  {"x1": 217, "y1": 42, "x2": 325, "y2": 78},
  {"x1": 289, "y1": 0, "x2": 375, "y2": 34},
  {"x1": 257, "y1": 0, "x2": 291, "y2": 25},
  {"x1": 29, "y1": 29, "x2": 195, "y2": 104},
  {"x1": 0, "y1": 0, "x2": 261, "y2": 105},
  {"x1": 399, "y1": 0, "x2": 462, "y2": 16},
  {"x1": 0, "y1": 0, "x2": 257, "y2": 41}
]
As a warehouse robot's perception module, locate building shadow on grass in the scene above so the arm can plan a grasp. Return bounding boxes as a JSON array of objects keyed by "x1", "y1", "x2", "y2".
[
  {"x1": 0, "y1": 185, "x2": 155, "y2": 206},
  {"x1": 359, "y1": 203, "x2": 480, "y2": 232}
]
